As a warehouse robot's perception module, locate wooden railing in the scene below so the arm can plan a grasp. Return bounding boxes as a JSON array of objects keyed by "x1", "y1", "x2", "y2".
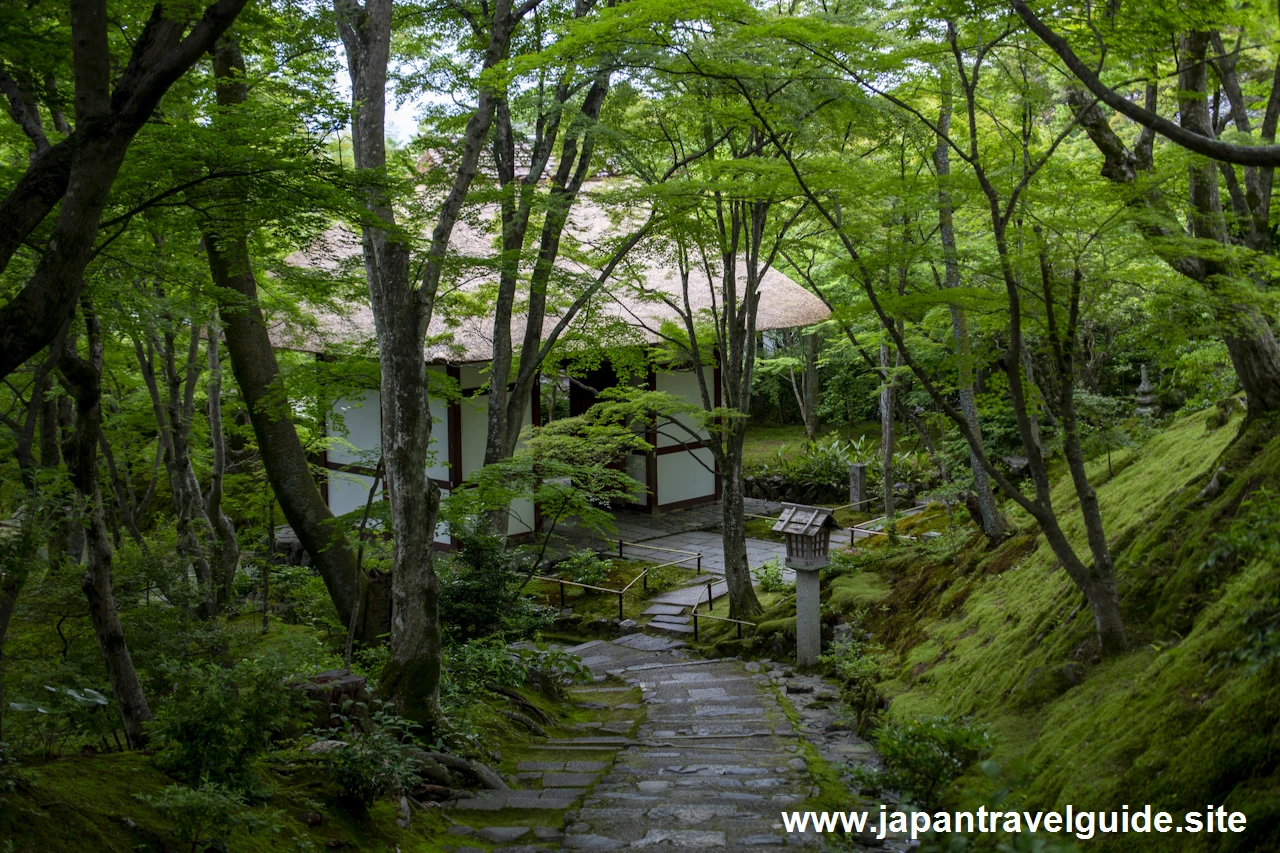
[{"x1": 531, "y1": 550, "x2": 703, "y2": 620}]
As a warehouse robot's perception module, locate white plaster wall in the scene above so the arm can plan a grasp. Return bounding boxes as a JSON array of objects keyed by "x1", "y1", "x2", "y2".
[
  {"x1": 625, "y1": 453, "x2": 649, "y2": 506},
  {"x1": 656, "y1": 447, "x2": 716, "y2": 506},
  {"x1": 654, "y1": 369, "x2": 712, "y2": 448},
  {"x1": 329, "y1": 390, "x2": 381, "y2": 465},
  {"x1": 459, "y1": 388, "x2": 536, "y2": 537},
  {"x1": 328, "y1": 471, "x2": 379, "y2": 519},
  {"x1": 330, "y1": 385, "x2": 450, "y2": 483}
]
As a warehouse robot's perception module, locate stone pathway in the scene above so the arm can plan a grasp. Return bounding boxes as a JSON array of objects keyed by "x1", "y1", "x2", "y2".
[{"x1": 440, "y1": 638, "x2": 900, "y2": 852}]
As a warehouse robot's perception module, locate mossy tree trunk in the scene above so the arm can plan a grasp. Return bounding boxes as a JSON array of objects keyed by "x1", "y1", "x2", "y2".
[
  {"x1": 337, "y1": 0, "x2": 521, "y2": 722},
  {"x1": 59, "y1": 310, "x2": 153, "y2": 746}
]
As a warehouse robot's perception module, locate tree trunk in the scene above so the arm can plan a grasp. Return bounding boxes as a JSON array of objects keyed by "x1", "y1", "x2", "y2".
[
  {"x1": 934, "y1": 92, "x2": 1005, "y2": 540},
  {"x1": 204, "y1": 312, "x2": 240, "y2": 606},
  {"x1": 203, "y1": 38, "x2": 365, "y2": 632},
  {"x1": 719, "y1": 447, "x2": 761, "y2": 619},
  {"x1": 879, "y1": 340, "x2": 894, "y2": 519},
  {"x1": 59, "y1": 311, "x2": 153, "y2": 747},
  {"x1": 0, "y1": 582, "x2": 17, "y2": 742},
  {"x1": 1066, "y1": 48, "x2": 1280, "y2": 416},
  {"x1": 0, "y1": 0, "x2": 250, "y2": 381},
  {"x1": 336, "y1": 0, "x2": 513, "y2": 722}
]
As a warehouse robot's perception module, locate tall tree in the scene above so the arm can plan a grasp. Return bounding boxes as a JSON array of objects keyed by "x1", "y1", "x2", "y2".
[
  {"x1": 336, "y1": 0, "x2": 534, "y2": 720},
  {"x1": 201, "y1": 35, "x2": 367, "y2": 633},
  {"x1": 57, "y1": 309, "x2": 153, "y2": 747},
  {"x1": 0, "y1": 0, "x2": 250, "y2": 380}
]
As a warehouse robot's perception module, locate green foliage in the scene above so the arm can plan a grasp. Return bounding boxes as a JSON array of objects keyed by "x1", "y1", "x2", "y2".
[
  {"x1": 149, "y1": 657, "x2": 310, "y2": 790},
  {"x1": 558, "y1": 550, "x2": 611, "y2": 586},
  {"x1": 820, "y1": 632, "x2": 885, "y2": 733},
  {"x1": 852, "y1": 716, "x2": 993, "y2": 809},
  {"x1": 318, "y1": 700, "x2": 422, "y2": 814},
  {"x1": 0, "y1": 741, "x2": 32, "y2": 792},
  {"x1": 136, "y1": 780, "x2": 280, "y2": 853},
  {"x1": 751, "y1": 557, "x2": 792, "y2": 593},
  {"x1": 5, "y1": 684, "x2": 117, "y2": 759},
  {"x1": 747, "y1": 435, "x2": 877, "y2": 495},
  {"x1": 514, "y1": 643, "x2": 594, "y2": 688},
  {"x1": 438, "y1": 520, "x2": 548, "y2": 641}
]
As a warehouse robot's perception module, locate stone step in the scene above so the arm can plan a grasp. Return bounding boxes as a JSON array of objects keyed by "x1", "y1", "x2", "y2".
[
  {"x1": 642, "y1": 604, "x2": 688, "y2": 616},
  {"x1": 648, "y1": 614, "x2": 692, "y2": 626},
  {"x1": 647, "y1": 621, "x2": 695, "y2": 635}
]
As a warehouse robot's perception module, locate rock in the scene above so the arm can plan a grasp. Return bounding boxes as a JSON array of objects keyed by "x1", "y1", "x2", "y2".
[
  {"x1": 305, "y1": 739, "x2": 347, "y2": 753},
  {"x1": 832, "y1": 623, "x2": 853, "y2": 643},
  {"x1": 744, "y1": 661, "x2": 762, "y2": 673},
  {"x1": 632, "y1": 830, "x2": 726, "y2": 847},
  {"x1": 784, "y1": 684, "x2": 813, "y2": 695},
  {"x1": 297, "y1": 811, "x2": 324, "y2": 827},
  {"x1": 477, "y1": 826, "x2": 530, "y2": 843},
  {"x1": 295, "y1": 670, "x2": 369, "y2": 731},
  {"x1": 562, "y1": 834, "x2": 624, "y2": 851},
  {"x1": 446, "y1": 826, "x2": 476, "y2": 836},
  {"x1": 533, "y1": 826, "x2": 564, "y2": 841},
  {"x1": 1019, "y1": 663, "x2": 1085, "y2": 706},
  {"x1": 618, "y1": 619, "x2": 639, "y2": 635},
  {"x1": 786, "y1": 757, "x2": 808, "y2": 772}
]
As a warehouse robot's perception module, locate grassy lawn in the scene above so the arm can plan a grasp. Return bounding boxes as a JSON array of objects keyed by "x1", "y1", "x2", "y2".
[{"x1": 741, "y1": 421, "x2": 883, "y2": 466}]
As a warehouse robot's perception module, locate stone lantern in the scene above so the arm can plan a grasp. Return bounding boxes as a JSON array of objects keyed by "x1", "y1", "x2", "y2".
[
  {"x1": 1135, "y1": 364, "x2": 1160, "y2": 417},
  {"x1": 773, "y1": 503, "x2": 836, "y2": 666}
]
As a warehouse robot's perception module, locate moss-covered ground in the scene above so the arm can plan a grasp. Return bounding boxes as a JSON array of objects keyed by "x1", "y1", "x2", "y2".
[{"x1": 818, "y1": 406, "x2": 1280, "y2": 851}]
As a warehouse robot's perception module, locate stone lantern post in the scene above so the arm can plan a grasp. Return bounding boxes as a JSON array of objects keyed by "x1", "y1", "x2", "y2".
[{"x1": 773, "y1": 503, "x2": 836, "y2": 666}]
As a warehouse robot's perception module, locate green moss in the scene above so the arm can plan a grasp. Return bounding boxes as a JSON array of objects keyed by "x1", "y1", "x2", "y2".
[
  {"x1": 0, "y1": 752, "x2": 456, "y2": 853},
  {"x1": 845, "y1": 410, "x2": 1280, "y2": 850},
  {"x1": 826, "y1": 572, "x2": 892, "y2": 614}
]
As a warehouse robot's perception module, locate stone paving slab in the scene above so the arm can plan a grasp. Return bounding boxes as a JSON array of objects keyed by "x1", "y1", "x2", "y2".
[{"x1": 613, "y1": 633, "x2": 686, "y2": 651}]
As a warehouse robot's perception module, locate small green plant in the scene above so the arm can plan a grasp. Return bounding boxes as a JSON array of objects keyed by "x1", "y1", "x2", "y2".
[
  {"x1": 149, "y1": 657, "x2": 310, "y2": 790},
  {"x1": 516, "y1": 643, "x2": 593, "y2": 688},
  {"x1": 319, "y1": 699, "x2": 422, "y2": 815},
  {"x1": 820, "y1": 633, "x2": 884, "y2": 733},
  {"x1": 0, "y1": 741, "x2": 33, "y2": 792},
  {"x1": 851, "y1": 715, "x2": 992, "y2": 809},
  {"x1": 136, "y1": 780, "x2": 279, "y2": 853},
  {"x1": 751, "y1": 557, "x2": 792, "y2": 593},
  {"x1": 6, "y1": 684, "x2": 115, "y2": 758},
  {"x1": 559, "y1": 550, "x2": 611, "y2": 586}
]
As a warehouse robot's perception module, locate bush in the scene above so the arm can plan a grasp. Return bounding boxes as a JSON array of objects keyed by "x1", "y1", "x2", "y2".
[
  {"x1": 439, "y1": 520, "x2": 547, "y2": 640},
  {"x1": 751, "y1": 557, "x2": 792, "y2": 593},
  {"x1": 318, "y1": 700, "x2": 422, "y2": 814},
  {"x1": 558, "y1": 550, "x2": 610, "y2": 586},
  {"x1": 136, "y1": 780, "x2": 279, "y2": 853},
  {"x1": 0, "y1": 741, "x2": 33, "y2": 792},
  {"x1": 851, "y1": 715, "x2": 992, "y2": 809},
  {"x1": 747, "y1": 435, "x2": 876, "y2": 496},
  {"x1": 149, "y1": 657, "x2": 310, "y2": 790}
]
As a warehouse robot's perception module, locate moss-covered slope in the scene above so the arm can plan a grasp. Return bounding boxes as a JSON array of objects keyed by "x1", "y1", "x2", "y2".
[{"x1": 848, "y1": 408, "x2": 1280, "y2": 851}]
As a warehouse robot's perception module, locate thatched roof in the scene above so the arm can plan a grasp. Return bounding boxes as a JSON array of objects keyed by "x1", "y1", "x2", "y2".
[{"x1": 272, "y1": 186, "x2": 831, "y2": 364}]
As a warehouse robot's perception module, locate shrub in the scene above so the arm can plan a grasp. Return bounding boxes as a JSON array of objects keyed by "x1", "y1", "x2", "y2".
[
  {"x1": 515, "y1": 643, "x2": 593, "y2": 689},
  {"x1": 5, "y1": 684, "x2": 114, "y2": 759},
  {"x1": 0, "y1": 741, "x2": 33, "y2": 792},
  {"x1": 319, "y1": 700, "x2": 422, "y2": 815},
  {"x1": 751, "y1": 557, "x2": 792, "y2": 593},
  {"x1": 558, "y1": 550, "x2": 610, "y2": 587},
  {"x1": 851, "y1": 715, "x2": 992, "y2": 809},
  {"x1": 136, "y1": 780, "x2": 279, "y2": 853},
  {"x1": 439, "y1": 520, "x2": 547, "y2": 640},
  {"x1": 150, "y1": 657, "x2": 310, "y2": 790}
]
